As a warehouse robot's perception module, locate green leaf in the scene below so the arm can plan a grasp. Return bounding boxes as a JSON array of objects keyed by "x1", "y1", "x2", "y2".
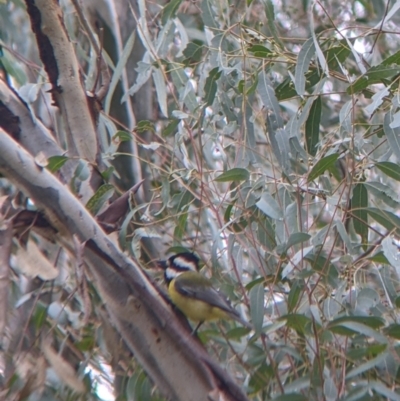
[
  {"x1": 272, "y1": 395, "x2": 308, "y2": 401},
  {"x1": 382, "y1": 236, "x2": 400, "y2": 269},
  {"x1": 170, "y1": 62, "x2": 198, "y2": 112},
  {"x1": 370, "y1": 381, "x2": 400, "y2": 401},
  {"x1": 215, "y1": 168, "x2": 250, "y2": 182},
  {"x1": 352, "y1": 183, "x2": 368, "y2": 248},
  {"x1": 76, "y1": 335, "x2": 96, "y2": 352},
  {"x1": 101, "y1": 166, "x2": 115, "y2": 182},
  {"x1": 183, "y1": 42, "x2": 203, "y2": 66},
  {"x1": 257, "y1": 215, "x2": 277, "y2": 250},
  {"x1": 325, "y1": 41, "x2": 351, "y2": 70},
  {"x1": 201, "y1": 0, "x2": 218, "y2": 28},
  {"x1": 167, "y1": 245, "x2": 193, "y2": 256},
  {"x1": 311, "y1": 30, "x2": 328, "y2": 78},
  {"x1": 385, "y1": 324, "x2": 400, "y2": 339},
  {"x1": 162, "y1": 119, "x2": 179, "y2": 137},
  {"x1": 366, "y1": 207, "x2": 400, "y2": 236},
  {"x1": 256, "y1": 192, "x2": 283, "y2": 220},
  {"x1": 153, "y1": 67, "x2": 168, "y2": 117},
  {"x1": 375, "y1": 161, "x2": 400, "y2": 181},
  {"x1": 328, "y1": 315, "x2": 385, "y2": 331},
  {"x1": 104, "y1": 30, "x2": 135, "y2": 114},
  {"x1": 287, "y1": 279, "x2": 303, "y2": 313},
  {"x1": 276, "y1": 70, "x2": 321, "y2": 101},
  {"x1": 113, "y1": 130, "x2": 132, "y2": 141},
  {"x1": 276, "y1": 232, "x2": 311, "y2": 255},
  {"x1": 382, "y1": 50, "x2": 400, "y2": 66},
  {"x1": 154, "y1": 176, "x2": 170, "y2": 217},
  {"x1": 295, "y1": 38, "x2": 315, "y2": 96},
  {"x1": 263, "y1": 0, "x2": 284, "y2": 49},
  {"x1": 47, "y1": 155, "x2": 69, "y2": 173},
  {"x1": 247, "y1": 44, "x2": 273, "y2": 58},
  {"x1": 305, "y1": 96, "x2": 321, "y2": 156},
  {"x1": 175, "y1": 190, "x2": 194, "y2": 212},
  {"x1": 224, "y1": 202, "x2": 248, "y2": 232},
  {"x1": 368, "y1": 251, "x2": 389, "y2": 264},
  {"x1": 257, "y1": 70, "x2": 283, "y2": 128},
  {"x1": 307, "y1": 153, "x2": 339, "y2": 182},
  {"x1": 249, "y1": 363, "x2": 273, "y2": 392},
  {"x1": 346, "y1": 352, "x2": 388, "y2": 380},
  {"x1": 161, "y1": 0, "x2": 183, "y2": 25},
  {"x1": 173, "y1": 190, "x2": 194, "y2": 242},
  {"x1": 286, "y1": 232, "x2": 311, "y2": 249},
  {"x1": 86, "y1": 184, "x2": 115, "y2": 216},
  {"x1": 136, "y1": 120, "x2": 155, "y2": 134},
  {"x1": 174, "y1": 210, "x2": 188, "y2": 242},
  {"x1": 119, "y1": 208, "x2": 136, "y2": 251},
  {"x1": 364, "y1": 181, "x2": 400, "y2": 208},
  {"x1": 1, "y1": 48, "x2": 26, "y2": 85},
  {"x1": 347, "y1": 64, "x2": 400, "y2": 94},
  {"x1": 74, "y1": 160, "x2": 90, "y2": 182},
  {"x1": 304, "y1": 253, "x2": 338, "y2": 286},
  {"x1": 280, "y1": 314, "x2": 312, "y2": 335},
  {"x1": 347, "y1": 343, "x2": 387, "y2": 360},
  {"x1": 383, "y1": 110, "x2": 400, "y2": 163},
  {"x1": 249, "y1": 283, "x2": 264, "y2": 334},
  {"x1": 33, "y1": 303, "x2": 47, "y2": 330},
  {"x1": 204, "y1": 67, "x2": 221, "y2": 107}
]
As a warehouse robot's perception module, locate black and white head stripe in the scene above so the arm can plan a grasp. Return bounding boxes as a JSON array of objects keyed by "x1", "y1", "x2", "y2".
[
  {"x1": 169, "y1": 252, "x2": 199, "y2": 272},
  {"x1": 160, "y1": 252, "x2": 200, "y2": 283}
]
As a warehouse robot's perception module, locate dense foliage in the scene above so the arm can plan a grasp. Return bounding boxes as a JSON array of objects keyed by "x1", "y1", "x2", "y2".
[{"x1": 2, "y1": 0, "x2": 400, "y2": 400}]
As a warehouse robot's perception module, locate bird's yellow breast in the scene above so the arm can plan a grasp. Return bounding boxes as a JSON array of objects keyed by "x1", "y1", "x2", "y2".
[{"x1": 168, "y1": 278, "x2": 229, "y2": 322}]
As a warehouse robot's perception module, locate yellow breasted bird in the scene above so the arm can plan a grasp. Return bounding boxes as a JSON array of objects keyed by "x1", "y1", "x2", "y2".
[{"x1": 159, "y1": 252, "x2": 252, "y2": 331}]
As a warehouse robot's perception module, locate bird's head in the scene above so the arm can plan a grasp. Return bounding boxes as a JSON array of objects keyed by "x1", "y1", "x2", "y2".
[{"x1": 158, "y1": 252, "x2": 200, "y2": 283}]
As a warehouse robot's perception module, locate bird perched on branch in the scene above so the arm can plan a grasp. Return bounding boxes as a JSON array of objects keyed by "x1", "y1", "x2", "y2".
[{"x1": 158, "y1": 252, "x2": 252, "y2": 332}]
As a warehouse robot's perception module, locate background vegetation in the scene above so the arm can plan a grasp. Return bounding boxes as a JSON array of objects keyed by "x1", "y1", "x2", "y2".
[{"x1": 2, "y1": 0, "x2": 400, "y2": 400}]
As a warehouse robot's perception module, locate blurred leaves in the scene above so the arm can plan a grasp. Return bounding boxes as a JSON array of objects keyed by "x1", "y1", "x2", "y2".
[{"x1": 4, "y1": 0, "x2": 400, "y2": 399}]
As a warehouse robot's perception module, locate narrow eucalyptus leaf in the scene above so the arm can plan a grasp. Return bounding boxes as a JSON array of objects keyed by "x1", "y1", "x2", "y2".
[
  {"x1": 287, "y1": 280, "x2": 303, "y2": 312},
  {"x1": 352, "y1": 183, "x2": 368, "y2": 248},
  {"x1": 201, "y1": 0, "x2": 218, "y2": 28},
  {"x1": 295, "y1": 38, "x2": 315, "y2": 96},
  {"x1": 348, "y1": 65, "x2": 400, "y2": 94},
  {"x1": 263, "y1": 0, "x2": 284, "y2": 48},
  {"x1": 152, "y1": 67, "x2": 168, "y2": 117},
  {"x1": 249, "y1": 283, "x2": 264, "y2": 334},
  {"x1": 204, "y1": 67, "x2": 221, "y2": 107},
  {"x1": 105, "y1": 31, "x2": 135, "y2": 113},
  {"x1": 382, "y1": 237, "x2": 400, "y2": 274},
  {"x1": 307, "y1": 153, "x2": 339, "y2": 182},
  {"x1": 339, "y1": 100, "x2": 352, "y2": 134},
  {"x1": 375, "y1": 161, "x2": 400, "y2": 181},
  {"x1": 272, "y1": 395, "x2": 307, "y2": 401},
  {"x1": 215, "y1": 168, "x2": 249, "y2": 182},
  {"x1": 256, "y1": 192, "x2": 283, "y2": 220},
  {"x1": 161, "y1": 0, "x2": 183, "y2": 25},
  {"x1": 257, "y1": 70, "x2": 283, "y2": 128},
  {"x1": 370, "y1": 381, "x2": 400, "y2": 401},
  {"x1": 346, "y1": 352, "x2": 388, "y2": 379},
  {"x1": 86, "y1": 184, "x2": 114, "y2": 216},
  {"x1": 305, "y1": 96, "x2": 321, "y2": 156},
  {"x1": 367, "y1": 207, "x2": 400, "y2": 236},
  {"x1": 47, "y1": 155, "x2": 69, "y2": 173},
  {"x1": 365, "y1": 86, "x2": 389, "y2": 116}
]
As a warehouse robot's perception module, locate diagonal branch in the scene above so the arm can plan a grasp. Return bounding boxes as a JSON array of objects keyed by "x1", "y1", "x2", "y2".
[{"x1": 0, "y1": 129, "x2": 250, "y2": 401}]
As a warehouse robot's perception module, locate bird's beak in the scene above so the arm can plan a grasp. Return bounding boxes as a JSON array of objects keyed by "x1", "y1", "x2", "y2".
[{"x1": 157, "y1": 260, "x2": 168, "y2": 270}]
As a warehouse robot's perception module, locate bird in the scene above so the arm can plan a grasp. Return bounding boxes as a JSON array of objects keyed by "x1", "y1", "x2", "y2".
[{"x1": 158, "y1": 252, "x2": 252, "y2": 332}]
